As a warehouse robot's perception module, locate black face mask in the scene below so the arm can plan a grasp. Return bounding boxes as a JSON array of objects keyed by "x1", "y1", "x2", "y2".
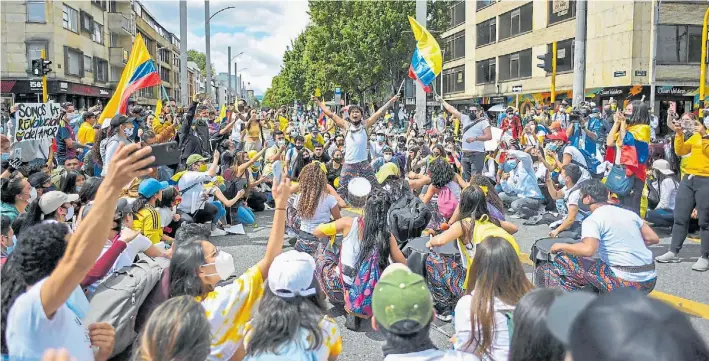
[
  {"x1": 295, "y1": 145, "x2": 303, "y2": 151},
  {"x1": 333, "y1": 157, "x2": 342, "y2": 163}
]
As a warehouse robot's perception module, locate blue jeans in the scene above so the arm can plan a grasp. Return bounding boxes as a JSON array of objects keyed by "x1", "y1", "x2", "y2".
[
  {"x1": 646, "y1": 208, "x2": 674, "y2": 227},
  {"x1": 235, "y1": 206, "x2": 255, "y2": 225},
  {"x1": 211, "y1": 201, "x2": 226, "y2": 224}
]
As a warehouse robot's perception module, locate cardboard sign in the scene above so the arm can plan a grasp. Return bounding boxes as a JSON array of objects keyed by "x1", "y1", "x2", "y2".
[{"x1": 13, "y1": 102, "x2": 61, "y2": 142}]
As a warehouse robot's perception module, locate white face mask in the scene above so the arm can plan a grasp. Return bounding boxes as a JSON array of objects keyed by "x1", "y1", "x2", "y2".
[
  {"x1": 65, "y1": 206, "x2": 74, "y2": 221},
  {"x1": 28, "y1": 187, "x2": 38, "y2": 203},
  {"x1": 383, "y1": 154, "x2": 393, "y2": 162},
  {"x1": 122, "y1": 127, "x2": 133, "y2": 138},
  {"x1": 202, "y1": 251, "x2": 235, "y2": 281},
  {"x1": 704, "y1": 117, "x2": 709, "y2": 129}
]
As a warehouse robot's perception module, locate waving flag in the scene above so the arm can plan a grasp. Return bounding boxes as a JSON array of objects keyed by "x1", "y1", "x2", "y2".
[
  {"x1": 407, "y1": 16, "x2": 442, "y2": 93},
  {"x1": 100, "y1": 33, "x2": 160, "y2": 127},
  {"x1": 318, "y1": 110, "x2": 327, "y2": 130},
  {"x1": 218, "y1": 104, "x2": 227, "y2": 123},
  {"x1": 619, "y1": 124, "x2": 651, "y2": 167}
]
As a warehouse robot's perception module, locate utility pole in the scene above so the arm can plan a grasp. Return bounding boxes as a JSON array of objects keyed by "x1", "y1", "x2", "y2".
[
  {"x1": 204, "y1": 0, "x2": 211, "y2": 99},
  {"x1": 415, "y1": 0, "x2": 426, "y2": 129},
  {"x1": 227, "y1": 46, "x2": 232, "y2": 104},
  {"x1": 572, "y1": 0, "x2": 587, "y2": 106},
  {"x1": 180, "y1": 0, "x2": 188, "y2": 105},
  {"x1": 649, "y1": 0, "x2": 659, "y2": 112},
  {"x1": 41, "y1": 49, "x2": 48, "y2": 102}
]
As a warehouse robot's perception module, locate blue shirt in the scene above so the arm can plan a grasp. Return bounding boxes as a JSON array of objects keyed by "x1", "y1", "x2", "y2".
[
  {"x1": 56, "y1": 124, "x2": 77, "y2": 164},
  {"x1": 568, "y1": 116, "x2": 601, "y2": 155}
]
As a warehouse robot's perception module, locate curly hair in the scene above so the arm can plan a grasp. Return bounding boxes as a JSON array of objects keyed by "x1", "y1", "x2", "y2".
[
  {"x1": 429, "y1": 158, "x2": 455, "y2": 188},
  {"x1": 1, "y1": 223, "x2": 69, "y2": 353},
  {"x1": 296, "y1": 163, "x2": 328, "y2": 220},
  {"x1": 469, "y1": 174, "x2": 504, "y2": 216}
]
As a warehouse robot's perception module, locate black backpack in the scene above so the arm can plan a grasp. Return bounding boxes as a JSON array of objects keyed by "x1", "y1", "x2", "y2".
[{"x1": 387, "y1": 193, "x2": 432, "y2": 245}]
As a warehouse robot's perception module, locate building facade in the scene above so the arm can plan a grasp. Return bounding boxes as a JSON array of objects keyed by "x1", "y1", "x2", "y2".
[
  {"x1": 440, "y1": 0, "x2": 708, "y2": 130},
  {"x1": 1, "y1": 0, "x2": 134, "y2": 108}
]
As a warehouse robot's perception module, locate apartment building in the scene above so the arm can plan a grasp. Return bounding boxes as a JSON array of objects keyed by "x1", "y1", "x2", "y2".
[
  {"x1": 133, "y1": 0, "x2": 180, "y2": 107},
  {"x1": 1, "y1": 0, "x2": 134, "y2": 108},
  {"x1": 440, "y1": 0, "x2": 708, "y2": 129}
]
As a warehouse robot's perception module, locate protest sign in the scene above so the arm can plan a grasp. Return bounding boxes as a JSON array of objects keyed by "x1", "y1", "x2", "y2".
[{"x1": 13, "y1": 102, "x2": 61, "y2": 143}]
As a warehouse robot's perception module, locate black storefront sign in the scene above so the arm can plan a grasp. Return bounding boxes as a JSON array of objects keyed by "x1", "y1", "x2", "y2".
[
  {"x1": 613, "y1": 71, "x2": 626, "y2": 77},
  {"x1": 3, "y1": 80, "x2": 110, "y2": 98},
  {"x1": 491, "y1": 96, "x2": 506, "y2": 103}
]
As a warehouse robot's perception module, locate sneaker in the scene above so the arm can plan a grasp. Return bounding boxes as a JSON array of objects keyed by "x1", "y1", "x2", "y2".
[
  {"x1": 436, "y1": 309, "x2": 453, "y2": 323},
  {"x1": 344, "y1": 313, "x2": 361, "y2": 331},
  {"x1": 655, "y1": 251, "x2": 681, "y2": 263},
  {"x1": 691, "y1": 257, "x2": 709, "y2": 272},
  {"x1": 510, "y1": 214, "x2": 522, "y2": 219},
  {"x1": 210, "y1": 228, "x2": 227, "y2": 237}
]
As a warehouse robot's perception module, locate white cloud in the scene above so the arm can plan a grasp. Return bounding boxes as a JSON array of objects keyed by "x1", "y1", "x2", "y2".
[{"x1": 141, "y1": 0, "x2": 309, "y2": 94}]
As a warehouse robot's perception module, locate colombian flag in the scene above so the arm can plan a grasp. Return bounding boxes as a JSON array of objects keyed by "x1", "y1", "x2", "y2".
[
  {"x1": 318, "y1": 110, "x2": 326, "y2": 130},
  {"x1": 218, "y1": 105, "x2": 227, "y2": 123},
  {"x1": 407, "y1": 16, "x2": 442, "y2": 93},
  {"x1": 99, "y1": 33, "x2": 160, "y2": 126},
  {"x1": 606, "y1": 124, "x2": 651, "y2": 181}
]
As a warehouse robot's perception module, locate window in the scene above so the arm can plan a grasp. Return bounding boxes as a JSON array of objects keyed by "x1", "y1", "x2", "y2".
[
  {"x1": 160, "y1": 67, "x2": 170, "y2": 83},
  {"x1": 138, "y1": 87, "x2": 154, "y2": 99},
  {"x1": 477, "y1": 18, "x2": 496, "y2": 46},
  {"x1": 546, "y1": 38, "x2": 575, "y2": 72},
  {"x1": 64, "y1": 46, "x2": 83, "y2": 77},
  {"x1": 109, "y1": 0, "x2": 117, "y2": 13},
  {"x1": 93, "y1": 22, "x2": 104, "y2": 44},
  {"x1": 448, "y1": 1, "x2": 465, "y2": 29},
  {"x1": 84, "y1": 55, "x2": 92, "y2": 73},
  {"x1": 159, "y1": 48, "x2": 170, "y2": 63},
  {"x1": 110, "y1": 65, "x2": 122, "y2": 82},
  {"x1": 477, "y1": 0, "x2": 495, "y2": 11},
  {"x1": 499, "y1": 2, "x2": 532, "y2": 40},
  {"x1": 548, "y1": 0, "x2": 575, "y2": 25},
  {"x1": 442, "y1": 65, "x2": 465, "y2": 94},
  {"x1": 26, "y1": 41, "x2": 47, "y2": 72},
  {"x1": 499, "y1": 49, "x2": 532, "y2": 81},
  {"x1": 94, "y1": 58, "x2": 108, "y2": 82},
  {"x1": 657, "y1": 25, "x2": 703, "y2": 64},
  {"x1": 92, "y1": 0, "x2": 106, "y2": 10},
  {"x1": 27, "y1": 0, "x2": 46, "y2": 23},
  {"x1": 62, "y1": 4, "x2": 78, "y2": 32},
  {"x1": 476, "y1": 58, "x2": 496, "y2": 84},
  {"x1": 80, "y1": 10, "x2": 93, "y2": 32},
  {"x1": 443, "y1": 31, "x2": 465, "y2": 62}
]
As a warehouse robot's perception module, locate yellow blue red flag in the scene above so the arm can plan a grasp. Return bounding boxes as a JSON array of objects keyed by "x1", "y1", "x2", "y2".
[
  {"x1": 218, "y1": 104, "x2": 227, "y2": 123},
  {"x1": 407, "y1": 16, "x2": 442, "y2": 93},
  {"x1": 99, "y1": 33, "x2": 160, "y2": 127}
]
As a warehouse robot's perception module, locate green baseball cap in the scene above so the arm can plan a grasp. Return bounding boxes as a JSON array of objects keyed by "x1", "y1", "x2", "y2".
[
  {"x1": 186, "y1": 154, "x2": 209, "y2": 167},
  {"x1": 372, "y1": 264, "x2": 433, "y2": 333}
]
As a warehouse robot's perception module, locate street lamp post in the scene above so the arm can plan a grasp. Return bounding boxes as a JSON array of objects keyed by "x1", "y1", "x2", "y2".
[
  {"x1": 204, "y1": 1, "x2": 237, "y2": 100},
  {"x1": 237, "y1": 68, "x2": 248, "y2": 99},
  {"x1": 227, "y1": 49, "x2": 244, "y2": 104}
]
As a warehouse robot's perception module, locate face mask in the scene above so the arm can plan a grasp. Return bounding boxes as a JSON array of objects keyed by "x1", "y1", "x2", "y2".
[
  {"x1": 277, "y1": 140, "x2": 285, "y2": 147},
  {"x1": 28, "y1": 187, "x2": 38, "y2": 203},
  {"x1": 198, "y1": 164, "x2": 208, "y2": 172},
  {"x1": 65, "y1": 286, "x2": 90, "y2": 320},
  {"x1": 65, "y1": 206, "x2": 74, "y2": 221},
  {"x1": 333, "y1": 157, "x2": 342, "y2": 163},
  {"x1": 558, "y1": 174, "x2": 567, "y2": 187},
  {"x1": 202, "y1": 251, "x2": 235, "y2": 280},
  {"x1": 377, "y1": 136, "x2": 385, "y2": 142},
  {"x1": 290, "y1": 131, "x2": 298, "y2": 138},
  {"x1": 383, "y1": 154, "x2": 393, "y2": 162},
  {"x1": 4, "y1": 235, "x2": 16, "y2": 255},
  {"x1": 122, "y1": 127, "x2": 133, "y2": 138},
  {"x1": 75, "y1": 186, "x2": 82, "y2": 192},
  {"x1": 295, "y1": 145, "x2": 303, "y2": 151},
  {"x1": 45, "y1": 185, "x2": 56, "y2": 192},
  {"x1": 704, "y1": 117, "x2": 709, "y2": 129},
  {"x1": 547, "y1": 143, "x2": 559, "y2": 152},
  {"x1": 610, "y1": 104, "x2": 617, "y2": 111}
]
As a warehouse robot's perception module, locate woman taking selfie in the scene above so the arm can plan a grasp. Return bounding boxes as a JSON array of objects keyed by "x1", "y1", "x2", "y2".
[{"x1": 656, "y1": 112, "x2": 709, "y2": 272}]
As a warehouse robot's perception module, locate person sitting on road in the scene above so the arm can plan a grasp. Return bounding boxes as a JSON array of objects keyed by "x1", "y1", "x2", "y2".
[
  {"x1": 540, "y1": 180, "x2": 659, "y2": 293},
  {"x1": 645, "y1": 159, "x2": 678, "y2": 228},
  {"x1": 371, "y1": 146, "x2": 401, "y2": 174},
  {"x1": 312, "y1": 189, "x2": 407, "y2": 331},
  {"x1": 544, "y1": 164, "x2": 589, "y2": 239},
  {"x1": 239, "y1": 251, "x2": 342, "y2": 361},
  {"x1": 498, "y1": 150, "x2": 545, "y2": 219},
  {"x1": 132, "y1": 178, "x2": 175, "y2": 247},
  {"x1": 167, "y1": 175, "x2": 291, "y2": 361},
  {"x1": 293, "y1": 163, "x2": 342, "y2": 256},
  {"x1": 420, "y1": 158, "x2": 462, "y2": 235},
  {"x1": 453, "y1": 237, "x2": 533, "y2": 360},
  {"x1": 371, "y1": 264, "x2": 476, "y2": 361}
]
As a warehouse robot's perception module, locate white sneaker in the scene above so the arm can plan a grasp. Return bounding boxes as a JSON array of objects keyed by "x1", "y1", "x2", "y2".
[
  {"x1": 210, "y1": 228, "x2": 227, "y2": 237},
  {"x1": 691, "y1": 257, "x2": 709, "y2": 272}
]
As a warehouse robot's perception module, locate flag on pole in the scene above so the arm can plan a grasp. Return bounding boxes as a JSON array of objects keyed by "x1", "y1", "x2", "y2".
[
  {"x1": 218, "y1": 104, "x2": 227, "y2": 123},
  {"x1": 155, "y1": 99, "x2": 162, "y2": 118},
  {"x1": 317, "y1": 110, "x2": 326, "y2": 130},
  {"x1": 407, "y1": 16, "x2": 442, "y2": 94},
  {"x1": 100, "y1": 33, "x2": 161, "y2": 128}
]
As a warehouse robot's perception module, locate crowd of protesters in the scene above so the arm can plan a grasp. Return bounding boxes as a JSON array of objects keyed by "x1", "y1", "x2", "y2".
[{"x1": 0, "y1": 89, "x2": 708, "y2": 361}]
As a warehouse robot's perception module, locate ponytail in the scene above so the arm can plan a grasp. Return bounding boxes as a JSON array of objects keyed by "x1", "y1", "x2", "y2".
[{"x1": 132, "y1": 194, "x2": 150, "y2": 214}]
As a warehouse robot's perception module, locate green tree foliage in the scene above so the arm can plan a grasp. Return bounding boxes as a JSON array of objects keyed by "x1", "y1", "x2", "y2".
[
  {"x1": 263, "y1": 0, "x2": 450, "y2": 108},
  {"x1": 187, "y1": 49, "x2": 215, "y2": 77}
]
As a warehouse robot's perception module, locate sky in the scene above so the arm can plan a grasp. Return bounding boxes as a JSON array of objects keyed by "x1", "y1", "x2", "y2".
[{"x1": 141, "y1": 0, "x2": 310, "y2": 95}]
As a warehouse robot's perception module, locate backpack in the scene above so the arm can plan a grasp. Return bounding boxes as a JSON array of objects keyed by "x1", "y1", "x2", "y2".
[
  {"x1": 388, "y1": 193, "x2": 432, "y2": 245},
  {"x1": 437, "y1": 185, "x2": 459, "y2": 219},
  {"x1": 572, "y1": 147, "x2": 603, "y2": 179},
  {"x1": 459, "y1": 215, "x2": 520, "y2": 288},
  {"x1": 85, "y1": 256, "x2": 169, "y2": 358}
]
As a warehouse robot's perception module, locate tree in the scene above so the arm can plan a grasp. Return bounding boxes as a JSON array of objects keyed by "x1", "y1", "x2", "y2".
[{"x1": 187, "y1": 50, "x2": 215, "y2": 77}]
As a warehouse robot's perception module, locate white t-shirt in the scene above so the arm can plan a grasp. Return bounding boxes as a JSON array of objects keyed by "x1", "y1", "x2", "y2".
[
  {"x1": 454, "y1": 295, "x2": 513, "y2": 361},
  {"x1": 177, "y1": 171, "x2": 214, "y2": 214},
  {"x1": 655, "y1": 177, "x2": 678, "y2": 210},
  {"x1": 461, "y1": 116, "x2": 490, "y2": 153},
  {"x1": 6, "y1": 278, "x2": 95, "y2": 361},
  {"x1": 295, "y1": 194, "x2": 338, "y2": 234},
  {"x1": 563, "y1": 145, "x2": 591, "y2": 178},
  {"x1": 562, "y1": 187, "x2": 586, "y2": 222},
  {"x1": 581, "y1": 205, "x2": 657, "y2": 282}
]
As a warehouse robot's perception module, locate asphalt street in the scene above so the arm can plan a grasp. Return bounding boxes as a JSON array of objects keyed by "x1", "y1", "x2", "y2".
[{"x1": 212, "y1": 209, "x2": 709, "y2": 360}]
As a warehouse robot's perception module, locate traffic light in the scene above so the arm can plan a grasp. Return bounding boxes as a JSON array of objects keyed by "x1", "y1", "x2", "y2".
[
  {"x1": 41, "y1": 60, "x2": 52, "y2": 75},
  {"x1": 31, "y1": 59, "x2": 42, "y2": 76},
  {"x1": 536, "y1": 53, "x2": 552, "y2": 72}
]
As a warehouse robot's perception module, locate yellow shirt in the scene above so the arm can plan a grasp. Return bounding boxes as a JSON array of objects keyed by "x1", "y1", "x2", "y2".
[
  {"x1": 674, "y1": 133, "x2": 709, "y2": 177},
  {"x1": 199, "y1": 266, "x2": 265, "y2": 361},
  {"x1": 77, "y1": 121, "x2": 96, "y2": 144},
  {"x1": 132, "y1": 205, "x2": 163, "y2": 244},
  {"x1": 304, "y1": 133, "x2": 324, "y2": 152}
]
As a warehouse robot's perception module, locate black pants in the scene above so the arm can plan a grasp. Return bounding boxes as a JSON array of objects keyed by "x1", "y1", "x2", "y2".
[
  {"x1": 618, "y1": 176, "x2": 645, "y2": 216},
  {"x1": 178, "y1": 202, "x2": 219, "y2": 224},
  {"x1": 670, "y1": 175, "x2": 709, "y2": 257},
  {"x1": 247, "y1": 191, "x2": 267, "y2": 212}
]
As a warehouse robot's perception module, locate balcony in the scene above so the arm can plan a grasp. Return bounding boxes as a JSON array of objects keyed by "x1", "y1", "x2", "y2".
[
  {"x1": 108, "y1": 13, "x2": 134, "y2": 35},
  {"x1": 109, "y1": 47, "x2": 129, "y2": 66}
]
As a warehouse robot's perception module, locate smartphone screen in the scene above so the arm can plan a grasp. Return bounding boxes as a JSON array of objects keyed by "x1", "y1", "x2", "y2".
[{"x1": 272, "y1": 160, "x2": 282, "y2": 184}]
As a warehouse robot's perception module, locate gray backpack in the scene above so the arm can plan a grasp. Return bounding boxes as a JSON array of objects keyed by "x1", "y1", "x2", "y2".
[{"x1": 85, "y1": 256, "x2": 169, "y2": 358}]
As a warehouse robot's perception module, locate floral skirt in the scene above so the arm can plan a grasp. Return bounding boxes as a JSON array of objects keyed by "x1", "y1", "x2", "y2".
[
  {"x1": 425, "y1": 252, "x2": 466, "y2": 310},
  {"x1": 315, "y1": 243, "x2": 345, "y2": 305}
]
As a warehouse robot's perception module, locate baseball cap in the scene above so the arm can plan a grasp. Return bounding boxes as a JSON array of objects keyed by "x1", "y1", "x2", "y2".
[
  {"x1": 267, "y1": 250, "x2": 317, "y2": 298},
  {"x1": 186, "y1": 154, "x2": 209, "y2": 167},
  {"x1": 104, "y1": 114, "x2": 133, "y2": 129},
  {"x1": 138, "y1": 178, "x2": 169, "y2": 198},
  {"x1": 372, "y1": 264, "x2": 433, "y2": 334},
  {"x1": 28, "y1": 172, "x2": 51, "y2": 188},
  {"x1": 546, "y1": 132, "x2": 569, "y2": 143},
  {"x1": 82, "y1": 197, "x2": 133, "y2": 219},
  {"x1": 651, "y1": 159, "x2": 674, "y2": 175},
  {"x1": 376, "y1": 162, "x2": 400, "y2": 184},
  {"x1": 39, "y1": 191, "x2": 79, "y2": 215}
]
